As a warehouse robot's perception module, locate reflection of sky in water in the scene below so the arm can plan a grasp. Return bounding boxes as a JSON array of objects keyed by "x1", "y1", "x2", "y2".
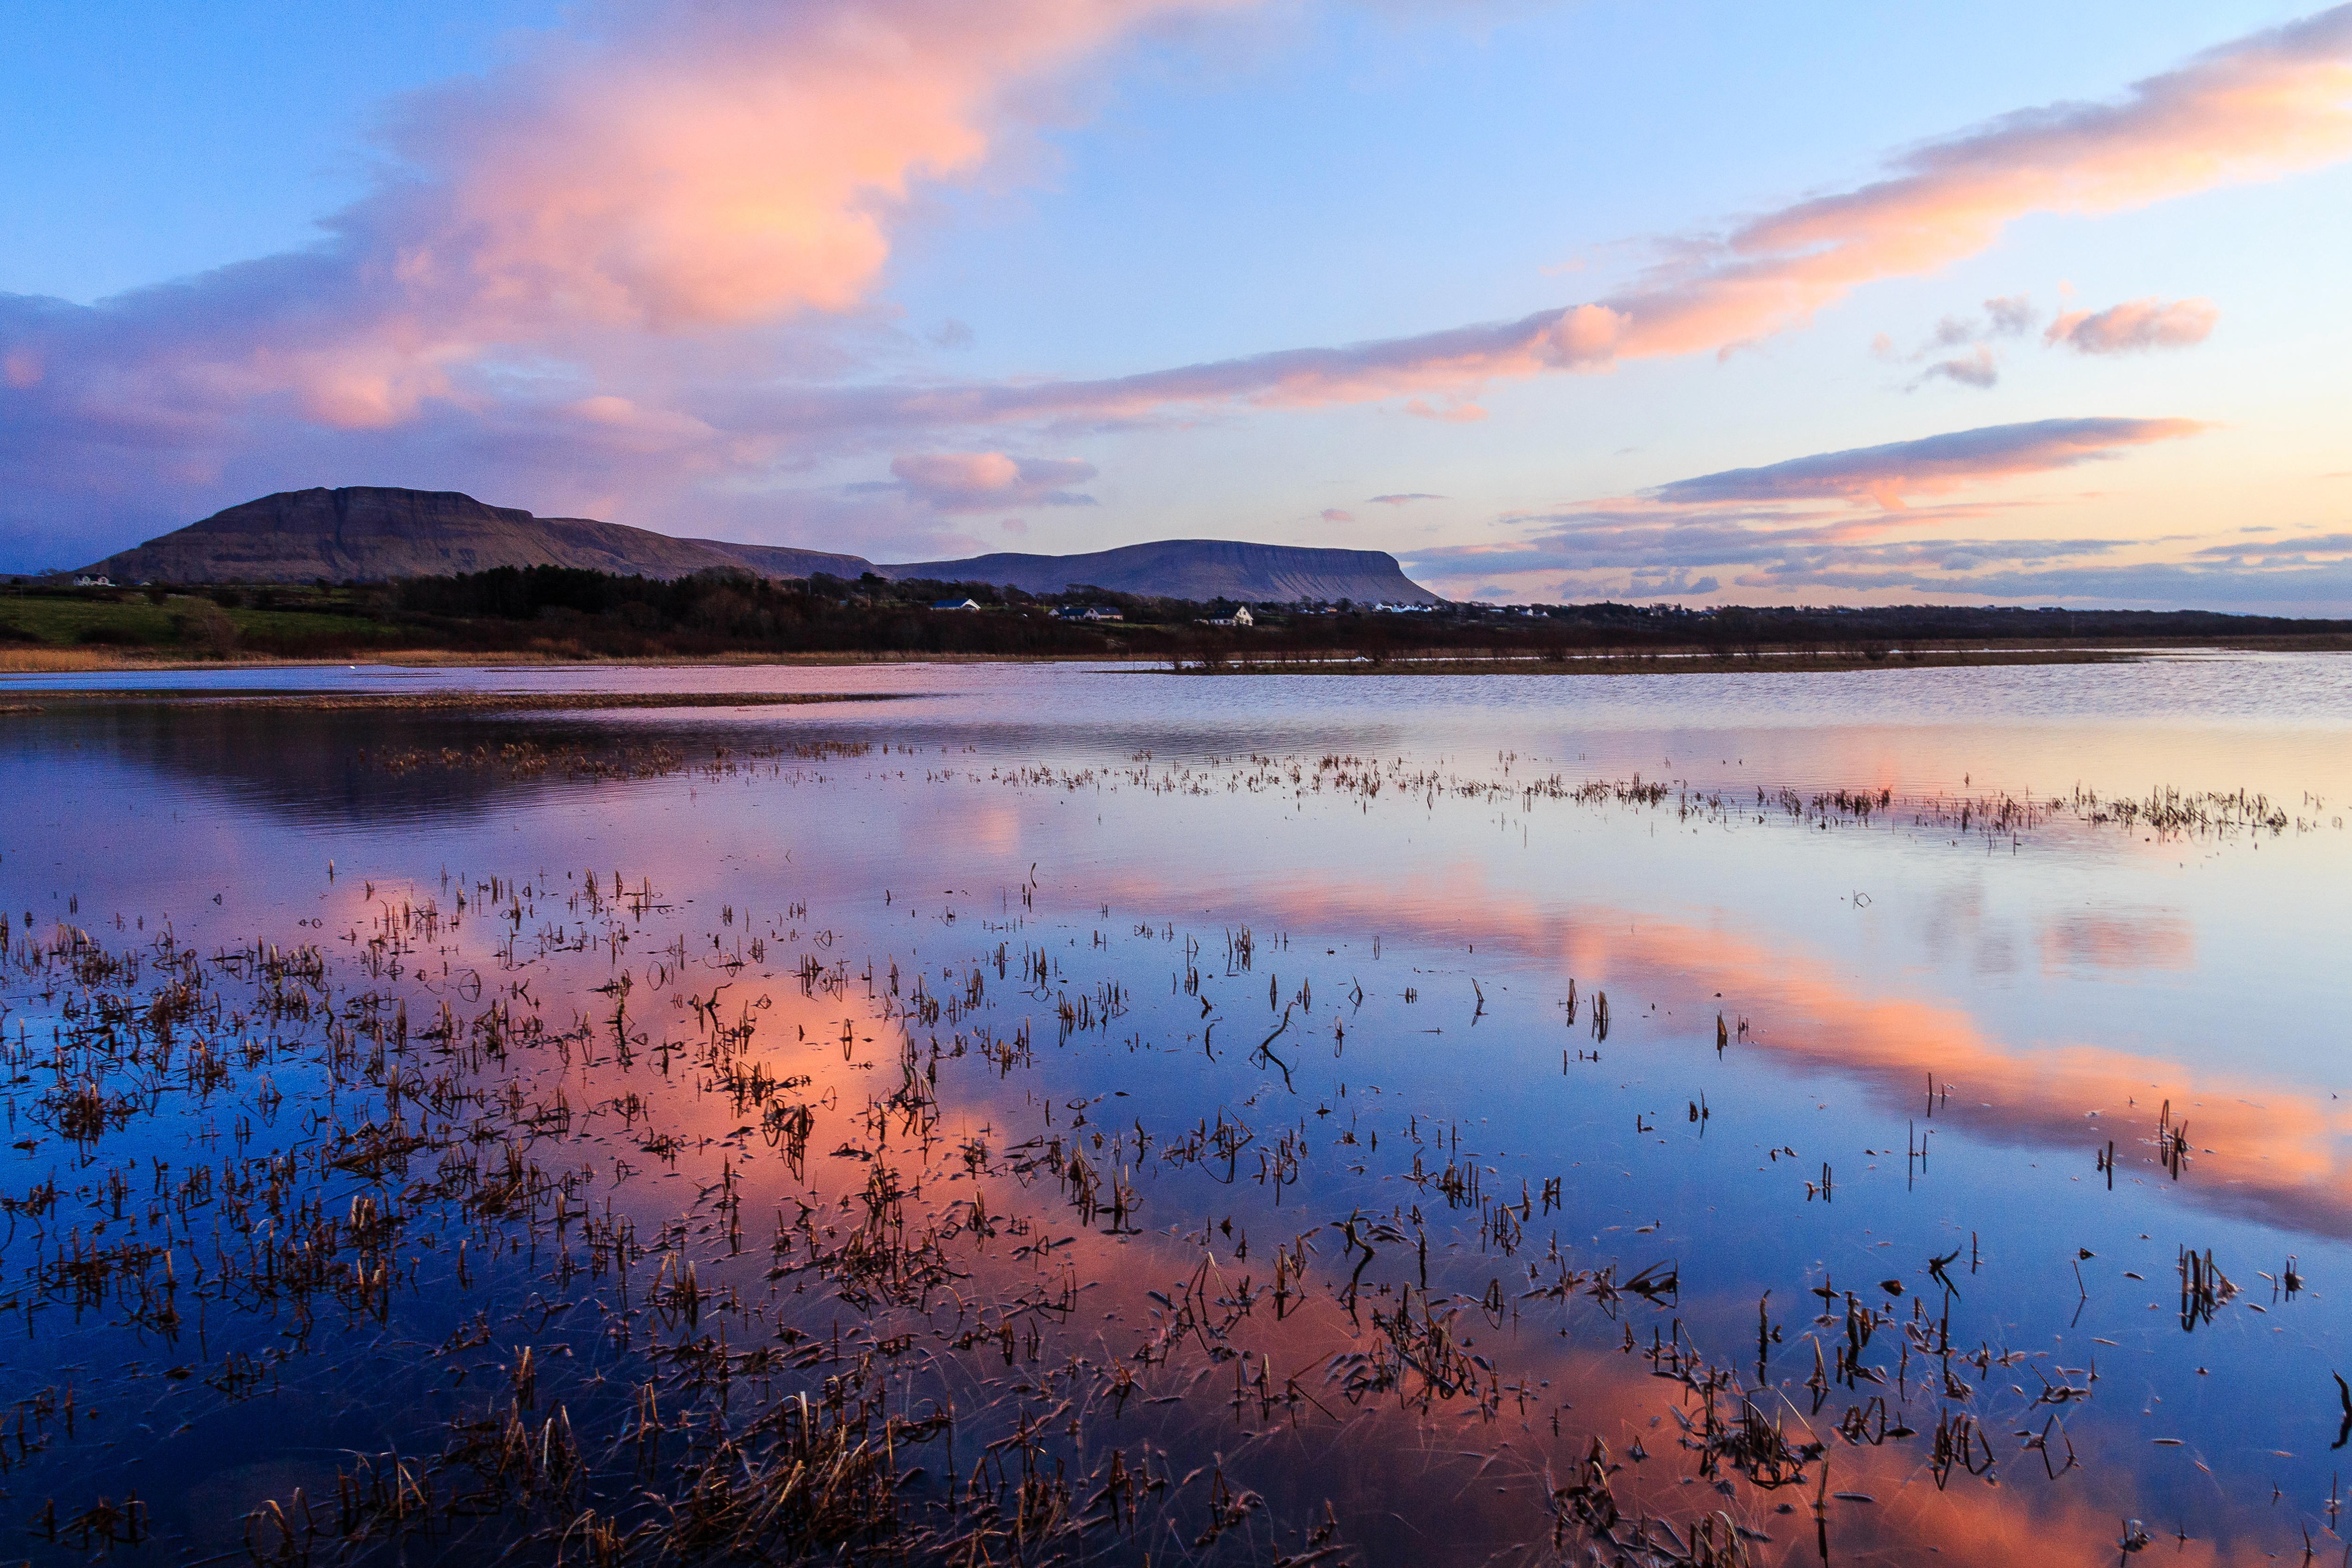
[
  {"x1": 4, "y1": 656, "x2": 2350, "y2": 1564},
  {"x1": 11, "y1": 649, "x2": 2352, "y2": 796}
]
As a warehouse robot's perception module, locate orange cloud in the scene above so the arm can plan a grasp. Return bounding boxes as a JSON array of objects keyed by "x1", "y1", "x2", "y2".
[
  {"x1": 1067, "y1": 851, "x2": 2352, "y2": 1242},
  {"x1": 0, "y1": 0, "x2": 1246, "y2": 443},
  {"x1": 4, "y1": 3, "x2": 2346, "y2": 559},
  {"x1": 938, "y1": 6, "x2": 2352, "y2": 419},
  {"x1": 419, "y1": 0, "x2": 1248, "y2": 336}
]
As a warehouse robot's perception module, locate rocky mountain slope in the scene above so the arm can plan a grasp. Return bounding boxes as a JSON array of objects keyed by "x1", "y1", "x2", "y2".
[
  {"x1": 78, "y1": 486, "x2": 1443, "y2": 604},
  {"x1": 78, "y1": 487, "x2": 867, "y2": 585},
  {"x1": 873, "y1": 538, "x2": 1438, "y2": 604}
]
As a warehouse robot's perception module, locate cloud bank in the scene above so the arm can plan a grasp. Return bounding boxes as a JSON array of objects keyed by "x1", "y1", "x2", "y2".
[
  {"x1": 0, "y1": 0, "x2": 1237, "y2": 556},
  {"x1": 1403, "y1": 416, "x2": 2277, "y2": 606}
]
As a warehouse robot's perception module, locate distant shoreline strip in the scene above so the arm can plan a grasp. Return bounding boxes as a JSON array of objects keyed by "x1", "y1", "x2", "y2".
[{"x1": 0, "y1": 690, "x2": 907, "y2": 713}]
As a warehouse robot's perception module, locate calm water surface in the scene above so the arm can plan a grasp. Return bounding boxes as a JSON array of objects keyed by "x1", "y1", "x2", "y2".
[{"x1": 3, "y1": 654, "x2": 2348, "y2": 1567}]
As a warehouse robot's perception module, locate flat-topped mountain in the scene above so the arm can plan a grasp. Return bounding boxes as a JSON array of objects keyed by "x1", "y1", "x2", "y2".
[
  {"x1": 872, "y1": 539, "x2": 1437, "y2": 604},
  {"x1": 79, "y1": 487, "x2": 867, "y2": 586},
  {"x1": 77, "y1": 487, "x2": 1443, "y2": 603}
]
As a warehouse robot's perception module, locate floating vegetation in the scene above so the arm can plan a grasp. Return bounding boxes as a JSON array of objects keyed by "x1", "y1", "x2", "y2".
[
  {"x1": 348, "y1": 734, "x2": 2337, "y2": 855},
  {"x1": 3, "y1": 674, "x2": 2347, "y2": 1568},
  {"x1": 362, "y1": 737, "x2": 875, "y2": 781}
]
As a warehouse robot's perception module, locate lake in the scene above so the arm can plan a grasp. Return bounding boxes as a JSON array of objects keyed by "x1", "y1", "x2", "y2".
[{"x1": 3, "y1": 653, "x2": 2348, "y2": 1567}]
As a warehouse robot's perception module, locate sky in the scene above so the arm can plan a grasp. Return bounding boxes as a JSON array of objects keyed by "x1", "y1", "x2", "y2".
[{"x1": 3, "y1": 0, "x2": 2350, "y2": 610}]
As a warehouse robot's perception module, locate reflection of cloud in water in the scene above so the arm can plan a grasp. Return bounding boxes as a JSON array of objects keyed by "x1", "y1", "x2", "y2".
[
  {"x1": 1081, "y1": 859, "x2": 2352, "y2": 1244},
  {"x1": 2041, "y1": 910, "x2": 2195, "y2": 973},
  {"x1": 20, "y1": 701, "x2": 1426, "y2": 828},
  {"x1": 16, "y1": 701, "x2": 2347, "y2": 1568}
]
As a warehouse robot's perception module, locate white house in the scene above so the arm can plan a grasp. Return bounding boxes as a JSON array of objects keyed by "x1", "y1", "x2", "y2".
[{"x1": 930, "y1": 598, "x2": 982, "y2": 611}]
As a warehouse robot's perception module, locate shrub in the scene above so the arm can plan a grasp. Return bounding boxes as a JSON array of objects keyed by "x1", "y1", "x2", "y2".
[{"x1": 170, "y1": 600, "x2": 241, "y2": 656}]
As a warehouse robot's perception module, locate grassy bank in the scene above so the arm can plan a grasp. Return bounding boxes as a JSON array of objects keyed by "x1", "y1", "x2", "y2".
[
  {"x1": 8, "y1": 572, "x2": 2350, "y2": 676},
  {"x1": 1164, "y1": 645, "x2": 2170, "y2": 675}
]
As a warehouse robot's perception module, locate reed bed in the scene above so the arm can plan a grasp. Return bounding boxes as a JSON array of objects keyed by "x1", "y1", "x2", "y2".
[{"x1": 0, "y1": 723, "x2": 2341, "y2": 1568}]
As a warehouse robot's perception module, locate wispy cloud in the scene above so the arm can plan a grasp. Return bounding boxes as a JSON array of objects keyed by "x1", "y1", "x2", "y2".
[
  {"x1": 1401, "y1": 416, "x2": 2258, "y2": 607},
  {"x1": 1917, "y1": 346, "x2": 2002, "y2": 390},
  {"x1": 1914, "y1": 292, "x2": 2038, "y2": 352},
  {"x1": 935, "y1": 4, "x2": 2352, "y2": 419},
  {"x1": 1883, "y1": 292, "x2": 2217, "y2": 390},
  {"x1": 1367, "y1": 492, "x2": 1445, "y2": 505},
  {"x1": 2190, "y1": 530, "x2": 2352, "y2": 561},
  {"x1": 1649, "y1": 417, "x2": 2205, "y2": 509},
  {"x1": 1982, "y1": 294, "x2": 2037, "y2": 338},
  {"x1": 1410, "y1": 511, "x2": 2120, "y2": 581},
  {"x1": 1413, "y1": 529, "x2": 2352, "y2": 612},
  {"x1": 2045, "y1": 297, "x2": 2220, "y2": 353},
  {"x1": 1886, "y1": 293, "x2": 2037, "y2": 388},
  {"x1": 1, "y1": 3, "x2": 2346, "y2": 564},
  {"x1": 0, "y1": 0, "x2": 1240, "y2": 555},
  {"x1": 1794, "y1": 557, "x2": 2352, "y2": 610}
]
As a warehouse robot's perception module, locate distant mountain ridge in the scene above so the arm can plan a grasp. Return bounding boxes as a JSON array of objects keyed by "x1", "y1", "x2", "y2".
[
  {"x1": 79, "y1": 488, "x2": 869, "y2": 586},
  {"x1": 77, "y1": 487, "x2": 1443, "y2": 604},
  {"x1": 872, "y1": 540, "x2": 1435, "y2": 604}
]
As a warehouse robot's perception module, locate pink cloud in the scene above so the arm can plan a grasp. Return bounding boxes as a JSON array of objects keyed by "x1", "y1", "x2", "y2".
[
  {"x1": 0, "y1": 0, "x2": 1236, "y2": 540},
  {"x1": 403, "y1": 1, "x2": 1258, "y2": 338},
  {"x1": 1396, "y1": 416, "x2": 2239, "y2": 605},
  {"x1": 1649, "y1": 416, "x2": 2206, "y2": 510},
  {"x1": 905, "y1": 5, "x2": 2351, "y2": 419},
  {"x1": 886, "y1": 450, "x2": 1097, "y2": 510},
  {"x1": 2044, "y1": 296, "x2": 2220, "y2": 353},
  {"x1": 1319, "y1": 508, "x2": 1354, "y2": 522},
  {"x1": 1401, "y1": 397, "x2": 1489, "y2": 422},
  {"x1": 0, "y1": 2, "x2": 2344, "y2": 566}
]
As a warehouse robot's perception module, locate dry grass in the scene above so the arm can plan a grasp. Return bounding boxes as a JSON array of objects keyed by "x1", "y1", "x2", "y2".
[{"x1": 0, "y1": 646, "x2": 151, "y2": 672}]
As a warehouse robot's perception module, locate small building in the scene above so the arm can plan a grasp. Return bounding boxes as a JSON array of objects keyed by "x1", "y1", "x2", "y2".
[
  {"x1": 1057, "y1": 605, "x2": 1123, "y2": 622},
  {"x1": 930, "y1": 598, "x2": 981, "y2": 611},
  {"x1": 74, "y1": 574, "x2": 113, "y2": 588},
  {"x1": 1232, "y1": 605, "x2": 1254, "y2": 627}
]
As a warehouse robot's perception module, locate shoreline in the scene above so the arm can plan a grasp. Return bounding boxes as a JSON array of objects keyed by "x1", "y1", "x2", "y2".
[
  {"x1": 0, "y1": 689, "x2": 906, "y2": 714},
  {"x1": 1162, "y1": 645, "x2": 2156, "y2": 676},
  {"x1": 2, "y1": 636, "x2": 2346, "y2": 681}
]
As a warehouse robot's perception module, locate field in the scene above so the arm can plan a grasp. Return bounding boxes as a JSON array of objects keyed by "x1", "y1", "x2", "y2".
[
  {"x1": 6, "y1": 580, "x2": 2351, "y2": 673},
  {"x1": 0, "y1": 586, "x2": 399, "y2": 654}
]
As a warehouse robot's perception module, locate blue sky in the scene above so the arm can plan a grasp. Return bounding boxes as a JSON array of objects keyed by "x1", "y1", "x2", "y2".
[{"x1": 3, "y1": 0, "x2": 2348, "y2": 608}]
